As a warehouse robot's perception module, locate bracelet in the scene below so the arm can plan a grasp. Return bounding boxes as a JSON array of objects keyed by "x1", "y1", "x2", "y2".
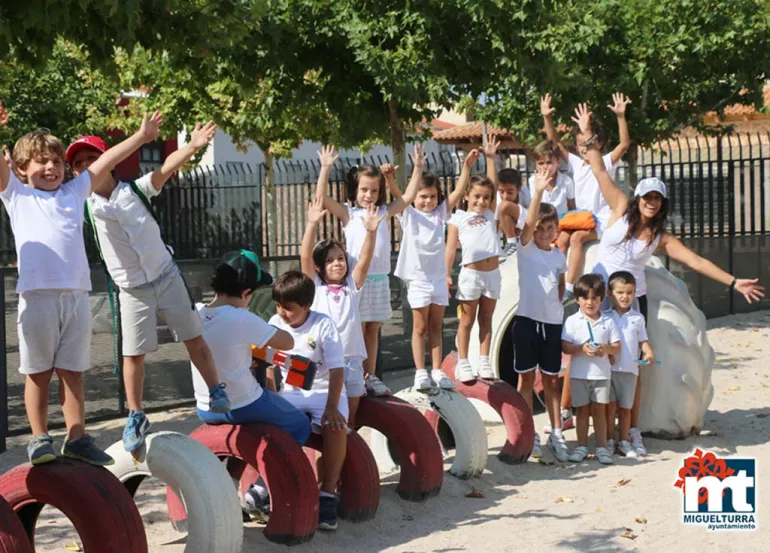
[
  {"x1": 580, "y1": 134, "x2": 599, "y2": 148},
  {"x1": 729, "y1": 277, "x2": 737, "y2": 291}
]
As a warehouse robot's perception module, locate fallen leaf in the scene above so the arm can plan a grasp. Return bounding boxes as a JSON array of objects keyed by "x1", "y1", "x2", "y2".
[
  {"x1": 635, "y1": 517, "x2": 648, "y2": 524},
  {"x1": 465, "y1": 487, "x2": 485, "y2": 499},
  {"x1": 728, "y1": 386, "x2": 741, "y2": 391},
  {"x1": 65, "y1": 542, "x2": 82, "y2": 552},
  {"x1": 752, "y1": 328, "x2": 760, "y2": 332},
  {"x1": 621, "y1": 530, "x2": 638, "y2": 540},
  {"x1": 554, "y1": 495, "x2": 574, "y2": 503},
  {"x1": 596, "y1": 508, "x2": 602, "y2": 512},
  {"x1": 611, "y1": 479, "x2": 632, "y2": 488},
  {"x1": 762, "y1": 383, "x2": 770, "y2": 388}
]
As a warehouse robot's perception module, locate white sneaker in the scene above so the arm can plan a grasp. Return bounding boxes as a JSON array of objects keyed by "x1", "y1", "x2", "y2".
[
  {"x1": 414, "y1": 370, "x2": 433, "y2": 391},
  {"x1": 596, "y1": 446, "x2": 614, "y2": 464},
  {"x1": 455, "y1": 360, "x2": 476, "y2": 383},
  {"x1": 431, "y1": 370, "x2": 456, "y2": 390},
  {"x1": 477, "y1": 358, "x2": 495, "y2": 379},
  {"x1": 365, "y1": 375, "x2": 392, "y2": 396},
  {"x1": 548, "y1": 432, "x2": 570, "y2": 463},
  {"x1": 568, "y1": 445, "x2": 589, "y2": 463},
  {"x1": 606, "y1": 438, "x2": 616, "y2": 455},
  {"x1": 629, "y1": 428, "x2": 647, "y2": 457},
  {"x1": 617, "y1": 440, "x2": 638, "y2": 458},
  {"x1": 531, "y1": 433, "x2": 543, "y2": 458}
]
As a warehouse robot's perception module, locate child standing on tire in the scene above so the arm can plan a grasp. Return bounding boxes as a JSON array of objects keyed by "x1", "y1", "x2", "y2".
[{"x1": 268, "y1": 271, "x2": 348, "y2": 531}]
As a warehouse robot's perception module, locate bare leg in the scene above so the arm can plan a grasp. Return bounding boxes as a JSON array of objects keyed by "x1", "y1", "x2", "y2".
[
  {"x1": 557, "y1": 230, "x2": 571, "y2": 255},
  {"x1": 184, "y1": 335, "x2": 220, "y2": 388},
  {"x1": 457, "y1": 300, "x2": 479, "y2": 359},
  {"x1": 565, "y1": 229, "x2": 598, "y2": 285},
  {"x1": 361, "y1": 322, "x2": 382, "y2": 377},
  {"x1": 477, "y1": 296, "x2": 497, "y2": 357},
  {"x1": 606, "y1": 402, "x2": 617, "y2": 442},
  {"x1": 630, "y1": 374, "x2": 642, "y2": 428},
  {"x1": 591, "y1": 402, "x2": 608, "y2": 448},
  {"x1": 542, "y1": 374, "x2": 561, "y2": 430},
  {"x1": 123, "y1": 354, "x2": 146, "y2": 412},
  {"x1": 499, "y1": 214, "x2": 517, "y2": 240},
  {"x1": 560, "y1": 363, "x2": 572, "y2": 410},
  {"x1": 517, "y1": 370, "x2": 536, "y2": 413},
  {"x1": 25, "y1": 370, "x2": 54, "y2": 436},
  {"x1": 411, "y1": 307, "x2": 430, "y2": 370},
  {"x1": 618, "y1": 407, "x2": 632, "y2": 442},
  {"x1": 56, "y1": 369, "x2": 86, "y2": 441},
  {"x1": 320, "y1": 426, "x2": 347, "y2": 494},
  {"x1": 428, "y1": 304, "x2": 446, "y2": 371},
  {"x1": 347, "y1": 396, "x2": 361, "y2": 428},
  {"x1": 575, "y1": 405, "x2": 591, "y2": 446}
]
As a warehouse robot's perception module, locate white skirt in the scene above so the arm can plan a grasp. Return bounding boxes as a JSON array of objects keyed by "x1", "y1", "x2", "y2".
[{"x1": 359, "y1": 274, "x2": 393, "y2": 323}]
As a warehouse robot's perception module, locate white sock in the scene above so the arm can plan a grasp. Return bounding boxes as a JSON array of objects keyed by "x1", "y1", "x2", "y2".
[
  {"x1": 431, "y1": 369, "x2": 444, "y2": 379},
  {"x1": 480, "y1": 355, "x2": 490, "y2": 364},
  {"x1": 458, "y1": 358, "x2": 469, "y2": 365},
  {"x1": 553, "y1": 428, "x2": 563, "y2": 438},
  {"x1": 319, "y1": 490, "x2": 335, "y2": 499},
  {"x1": 415, "y1": 368, "x2": 428, "y2": 377},
  {"x1": 506, "y1": 236, "x2": 516, "y2": 243},
  {"x1": 565, "y1": 282, "x2": 574, "y2": 293}
]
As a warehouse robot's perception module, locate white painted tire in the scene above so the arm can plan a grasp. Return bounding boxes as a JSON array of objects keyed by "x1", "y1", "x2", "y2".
[
  {"x1": 106, "y1": 431, "x2": 243, "y2": 553},
  {"x1": 394, "y1": 388, "x2": 488, "y2": 479}
]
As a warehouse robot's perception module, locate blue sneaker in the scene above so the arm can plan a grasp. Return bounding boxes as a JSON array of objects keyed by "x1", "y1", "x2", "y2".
[
  {"x1": 318, "y1": 495, "x2": 338, "y2": 531},
  {"x1": 123, "y1": 411, "x2": 151, "y2": 453},
  {"x1": 209, "y1": 383, "x2": 231, "y2": 413},
  {"x1": 61, "y1": 434, "x2": 114, "y2": 466},
  {"x1": 562, "y1": 289, "x2": 576, "y2": 306},
  {"x1": 28, "y1": 434, "x2": 57, "y2": 465}
]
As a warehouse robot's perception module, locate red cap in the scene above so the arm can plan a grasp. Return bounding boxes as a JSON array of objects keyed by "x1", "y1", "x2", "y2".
[{"x1": 65, "y1": 136, "x2": 109, "y2": 166}]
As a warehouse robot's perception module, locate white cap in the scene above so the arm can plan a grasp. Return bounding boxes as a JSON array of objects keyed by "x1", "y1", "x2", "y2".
[{"x1": 634, "y1": 177, "x2": 667, "y2": 198}]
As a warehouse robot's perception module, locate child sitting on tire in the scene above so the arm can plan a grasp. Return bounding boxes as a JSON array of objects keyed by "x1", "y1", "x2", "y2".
[{"x1": 268, "y1": 271, "x2": 348, "y2": 532}]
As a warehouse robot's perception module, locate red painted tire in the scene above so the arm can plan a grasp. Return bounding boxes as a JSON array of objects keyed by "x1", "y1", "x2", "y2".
[
  {"x1": 169, "y1": 424, "x2": 317, "y2": 545},
  {"x1": 0, "y1": 495, "x2": 33, "y2": 553},
  {"x1": 305, "y1": 432, "x2": 380, "y2": 521},
  {"x1": 0, "y1": 460, "x2": 147, "y2": 552},
  {"x1": 441, "y1": 352, "x2": 535, "y2": 464},
  {"x1": 356, "y1": 396, "x2": 443, "y2": 501}
]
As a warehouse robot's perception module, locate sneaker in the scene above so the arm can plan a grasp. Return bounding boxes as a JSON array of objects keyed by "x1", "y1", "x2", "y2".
[
  {"x1": 562, "y1": 289, "x2": 576, "y2": 307},
  {"x1": 501, "y1": 241, "x2": 518, "y2": 258},
  {"x1": 455, "y1": 360, "x2": 476, "y2": 383},
  {"x1": 596, "y1": 446, "x2": 614, "y2": 465},
  {"x1": 477, "y1": 358, "x2": 495, "y2": 379},
  {"x1": 617, "y1": 440, "x2": 638, "y2": 459},
  {"x1": 561, "y1": 408, "x2": 575, "y2": 431},
  {"x1": 431, "y1": 370, "x2": 456, "y2": 390},
  {"x1": 414, "y1": 370, "x2": 433, "y2": 391},
  {"x1": 629, "y1": 428, "x2": 647, "y2": 457},
  {"x1": 243, "y1": 487, "x2": 271, "y2": 523},
  {"x1": 568, "y1": 445, "x2": 589, "y2": 463},
  {"x1": 365, "y1": 375, "x2": 392, "y2": 396},
  {"x1": 209, "y1": 383, "x2": 231, "y2": 413},
  {"x1": 122, "y1": 411, "x2": 151, "y2": 453},
  {"x1": 28, "y1": 434, "x2": 57, "y2": 465},
  {"x1": 318, "y1": 495, "x2": 338, "y2": 531},
  {"x1": 547, "y1": 432, "x2": 570, "y2": 462},
  {"x1": 61, "y1": 434, "x2": 114, "y2": 466},
  {"x1": 531, "y1": 433, "x2": 543, "y2": 458},
  {"x1": 605, "y1": 438, "x2": 616, "y2": 455}
]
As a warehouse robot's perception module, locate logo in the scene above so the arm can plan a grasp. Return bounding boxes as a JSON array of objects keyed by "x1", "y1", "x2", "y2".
[{"x1": 674, "y1": 448, "x2": 757, "y2": 531}]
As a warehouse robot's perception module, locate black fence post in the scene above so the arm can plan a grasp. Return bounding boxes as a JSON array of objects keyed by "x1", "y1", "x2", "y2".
[
  {"x1": 723, "y1": 137, "x2": 736, "y2": 315},
  {"x1": 0, "y1": 270, "x2": 6, "y2": 454}
]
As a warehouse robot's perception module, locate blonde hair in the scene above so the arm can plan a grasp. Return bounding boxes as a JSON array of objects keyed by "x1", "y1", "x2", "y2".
[
  {"x1": 533, "y1": 140, "x2": 560, "y2": 162},
  {"x1": 12, "y1": 130, "x2": 65, "y2": 182}
]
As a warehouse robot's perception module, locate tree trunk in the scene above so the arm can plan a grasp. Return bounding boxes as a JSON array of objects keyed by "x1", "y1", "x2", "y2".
[
  {"x1": 388, "y1": 100, "x2": 407, "y2": 189},
  {"x1": 263, "y1": 150, "x2": 279, "y2": 278}
]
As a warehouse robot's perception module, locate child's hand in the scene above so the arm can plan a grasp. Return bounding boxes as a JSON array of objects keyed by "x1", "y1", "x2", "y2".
[
  {"x1": 482, "y1": 134, "x2": 500, "y2": 158},
  {"x1": 446, "y1": 274, "x2": 453, "y2": 289},
  {"x1": 0, "y1": 102, "x2": 8, "y2": 127},
  {"x1": 363, "y1": 203, "x2": 385, "y2": 232},
  {"x1": 139, "y1": 111, "x2": 163, "y2": 143},
  {"x1": 607, "y1": 92, "x2": 632, "y2": 117},
  {"x1": 570, "y1": 103, "x2": 593, "y2": 136},
  {"x1": 318, "y1": 144, "x2": 339, "y2": 168},
  {"x1": 307, "y1": 195, "x2": 328, "y2": 224},
  {"x1": 582, "y1": 342, "x2": 599, "y2": 356},
  {"x1": 381, "y1": 163, "x2": 399, "y2": 180},
  {"x1": 322, "y1": 406, "x2": 347, "y2": 432},
  {"x1": 410, "y1": 143, "x2": 427, "y2": 169},
  {"x1": 641, "y1": 349, "x2": 655, "y2": 366},
  {"x1": 540, "y1": 94, "x2": 556, "y2": 117},
  {"x1": 533, "y1": 168, "x2": 553, "y2": 193},
  {"x1": 733, "y1": 278, "x2": 765, "y2": 304},
  {"x1": 189, "y1": 120, "x2": 217, "y2": 150},
  {"x1": 464, "y1": 149, "x2": 481, "y2": 169}
]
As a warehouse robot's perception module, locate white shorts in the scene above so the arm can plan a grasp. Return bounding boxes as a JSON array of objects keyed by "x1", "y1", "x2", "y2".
[
  {"x1": 345, "y1": 358, "x2": 367, "y2": 398},
  {"x1": 119, "y1": 265, "x2": 203, "y2": 355},
  {"x1": 18, "y1": 290, "x2": 91, "y2": 375},
  {"x1": 406, "y1": 278, "x2": 449, "y2": 309},
  {"x1": 280, "y1": 387, "x2": 349, "y2": 430},
  {"x1": 456, "y1": 266, "x2": 501, "y2": 301},
  {"x1": 359, "y1": 274, "x2": 393, "y2": 322}
]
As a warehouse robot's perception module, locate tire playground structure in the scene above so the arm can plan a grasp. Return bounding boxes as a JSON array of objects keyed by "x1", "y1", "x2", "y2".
[{"x1": 0, "y1": 495, "x2": 33, "y2": 553}]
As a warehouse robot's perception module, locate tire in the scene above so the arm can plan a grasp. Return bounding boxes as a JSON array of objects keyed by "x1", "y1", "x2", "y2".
[
  {"x1": 395, "y1": 387, "x2": 488, "y2": 479},
  {"x1": 105, "y1": 431, "x2": 242, "y2": 553},
  {"x1": 182, "y1": 423, "x2": 317, "y2": 545},
  {"x1": 0, "y1": 496, "x2": 33, "y2": 553},
  {"x1": 305, "y1": 431, "x2": 380, "y2": 521},
  {"x1": 356, "y1": 396, "x2": 443, "y2": 501},
  {"x1": 0, "y1": 460, "x2": 147, "y2": 552},
  {"x1": 439, "y1": 352, "x2": 535, "y2": 464}
]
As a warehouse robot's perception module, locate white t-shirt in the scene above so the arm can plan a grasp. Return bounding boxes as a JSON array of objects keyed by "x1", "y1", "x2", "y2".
[
  {"x1": 561, "y1": 311, "x2": 621, "y2": 380},
  {"x1": 448, "y1": 209, "x2": 501, "y2": 265},
  {"x1": 394, "y1": 201, "x2": 447, "y2": 282},
  {"x1": 606, "y1": 309, "x2": 648, "y2": 376},
  {"x1": 192, "y1": 304, "x2": 277, "y2": 411},
  {"x1": 0, "y1": 172, "x2": 91, "y2": 293},
  {"x1": 525, "y1": 173, "x2": 576, "y2": 218},
  {"x1": 88, "y1": 174, "x2": 175, "y2": 288},
  {"x1": 343, "y1": 205, "x2": 390, "y2": 276},
  {"x1": 311, "y1": 271, "x2": 367, "y2": 361},
  {"x1": 516, "y1": 241, "x2": 567, "y2": 324},
  {"x1": 568, "y1": 152, "x2": 616, "y2": 231},
  {"x1": 268, "y1": 311, "x2": 345, "y2": 392}
]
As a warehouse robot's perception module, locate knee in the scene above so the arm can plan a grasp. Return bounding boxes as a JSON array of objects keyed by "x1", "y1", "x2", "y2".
[
  {"x1": 413, "y1": 320, "x2": 429, "y2": 338},
  {"x1": 364, "y1": 323, "x2": 381, "y2": 340},
  {"x1": 27, "y1": 370, "x2": 54, "y2": 386},
  {"x1": 477, "y1": 313, "x2": 492, "y2": 331},
  {"x1": 557, "y1": 232, "x2": 570, "y2": 249},
  {"x1": 518, "y1": 371, "x2": 535, "y2": 390},
  {"x1": 542, "y1": 374, "x2": 559, "y2": 391},
  {"x1": 570, "y1": 231, "x2": 587, "y2": 247}
]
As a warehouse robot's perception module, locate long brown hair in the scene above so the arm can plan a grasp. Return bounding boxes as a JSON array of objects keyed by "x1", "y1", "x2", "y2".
[
  {"x1": 624, "y1": 194, "x2": 670, "y2": 245},
  {"x1": 459, "y1": 175, "x2": 495, "y2": 211},
  {"x1": 345, "y1": 164, "x2": 386, "y2": 206}
]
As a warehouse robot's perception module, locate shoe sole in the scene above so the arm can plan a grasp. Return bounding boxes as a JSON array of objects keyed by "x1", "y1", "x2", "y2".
[
  {"x1": 60, "y1": 452, "x2": 115, "y2": 467},
  {"x1": 546, "y1": 444, "x2": 569, "y2": 463},
  {"x1": 209, "y1": 404, "x2": 231, "y2": 414},
  {"x1": 30, "y1": 453, "x2": 58, "y2": 466},
  {"x1": 318, "y1": 522, "x2": 338, "y2": 531},
  {"x1": 123, "y1": 421, "x2": 152, "y2": 453}
]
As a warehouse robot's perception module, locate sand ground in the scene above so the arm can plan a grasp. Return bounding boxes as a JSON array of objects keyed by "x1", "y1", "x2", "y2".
[{"x1": 1, "y1": 310, "x2": 768, "y2": 553}]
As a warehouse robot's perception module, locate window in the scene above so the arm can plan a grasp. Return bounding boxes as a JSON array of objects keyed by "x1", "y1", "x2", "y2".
[{"x1": 139, "y1": 141, "x2": 164, "y2": 172}]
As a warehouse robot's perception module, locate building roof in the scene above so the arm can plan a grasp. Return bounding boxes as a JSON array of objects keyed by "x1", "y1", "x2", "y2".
[{"x1": 432, "y1": 122, "x2": 525, "y2": 149}]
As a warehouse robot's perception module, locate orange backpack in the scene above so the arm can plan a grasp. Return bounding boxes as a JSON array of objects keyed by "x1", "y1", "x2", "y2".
[{"x1": 558, "y1": 210, "x2": 596, "y2": 232}]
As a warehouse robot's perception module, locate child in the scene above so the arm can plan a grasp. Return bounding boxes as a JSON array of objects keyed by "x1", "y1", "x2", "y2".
[
  {"x1": 511, "y1": 169, "x2": 569, "y2": 462},
  {"x1": 67, "y1": 121, "x2": 231, "y2": 453},
  {"x1": 561, "y1": 274, "x2": 621, "y2": 464},
  {"x1": 446, "y1": 141, "x2": 523, "y2": 382},
  {"x1": 526, "y1": 140, "x2": 576, "y2": 219},
  {"x1": 604, "y1": 271, "x2": 655, "y2": 458},
  {"x1": 540, "y1": 92, "x2": 631, "y2": 303},
  {"x1": 193, "y1": 250, "x2": 312, "y2": 519},
  {"x1": 496, "y1": 168, "x2": 527, "y2": 256},
  {"x1": 0, "y1": 102, "x2": 160, "y2": 465},
  {"x1": 314, "y1": 147, "x2": 414, "y2": 396},
  {"x1": 268, "y1": 271, "x2": 347, "y2": 531}
]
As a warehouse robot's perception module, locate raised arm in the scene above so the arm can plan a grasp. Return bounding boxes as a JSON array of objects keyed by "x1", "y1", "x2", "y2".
[
  {"x1": 88, "y1": 111, "x2": 163, "y2": 195},
  {"x1": 445, "y1": 223, "x2": 459, "y2": 289},
  {"x1": 388, "y1": 144, "x2": 426, "y2": 216},
  {"x1": 352, "y1": 205, "x2": 386, "y2": 289},
  {"x1": 541, "y1": 94, "x2": 569, "y2": 162},
  {"x1": 483, "y1": 134, "x2": 500, "y2": 212},
  {"x1": 314, "y1": 145, "x2": 348, "y2": 225},
  {"x1": 301, "y1": 196, "x2": 326, "y2": 280},
  {"x1": 0, "y1": 103, "x2": 10, "y2": 191},
  {"x1": 607, "y1": 92, "x2": 632, "y2": 165},
  {"x1": 149, "y1": 121, "x2": 216, "y2": 191},
  {"x1": 382, "y1": 163, "x2": 401, "y2": 200},
  {"x1": 520, "y1": 168, "x2": 552, "y2": 246},
  {"x1": 447, "y1": 149, "x2": 480, "y2": 211}
]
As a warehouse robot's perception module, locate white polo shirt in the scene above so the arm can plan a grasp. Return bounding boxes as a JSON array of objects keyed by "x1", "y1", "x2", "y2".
[
  {"x1": 568, "y1": 152, "x2": 616, "y2": 233},
  {"x1": 88, "y1": 174, "x2": 175, "y2": 289},
  {"x1": 525, "y1": 173, "x2": 576, "y2": 218},
  {"x1": 516, "y1": 241, "x2": 566, "y2": 325},
  {"x1": 449, "y1": 209, "x2": 501, "y2": 265},
  {"x1": 394, "y1": 201, "x2": 447, "y2": 282},
  {"x1": 605, "y1": 309, "x2": 648, "y2": 376},
  {"x1": 562, "y1": 310, "x2": 621, "y2": 380}
]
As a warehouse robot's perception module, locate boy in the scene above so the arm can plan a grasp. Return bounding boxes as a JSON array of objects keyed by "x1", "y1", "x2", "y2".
[
  {"x1": 561, "y1": 274, "x2": 621, "y2": 464},
  {"x1": 540, "y1": 92, "x2": 631, "y2": 303},
  {"x1": 495, "y1": 168, "x2": 527, "y2": 256},
  {"x1": 511, "y1": 169, "x2": 569, "y2": 462},
  {"x1": 66, "y1": 121, "x2": 231, "y2": 453},
  {"x1": 268, "y1": 271, "x2": 347, "y2": 531},
  {"x1": 604, "y1": 271, "x2": 655, "y2": 458},
  {"x1": 526, "y1": 140, "x2": 576, "y2": 219},
  {"x1": 0, "y1": 101, "x2": 161, "y2": 465}
]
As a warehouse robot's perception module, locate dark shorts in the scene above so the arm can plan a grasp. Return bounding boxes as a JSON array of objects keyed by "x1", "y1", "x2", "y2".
[
  {"x1": 638, "y1": 294, "x2": 648, "y2": 323},
  {"x1": 512, "y1": 316, "x2": 563, "y2": 375}
]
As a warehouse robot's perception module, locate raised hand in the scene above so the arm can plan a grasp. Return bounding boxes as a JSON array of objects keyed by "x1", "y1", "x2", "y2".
[
  {"x1": 540, "y1": 94, "x2": 556, "y2": 117},
  {"x1": 533, "y1": 167, "x2": 553, "y2": 193},
  {"x1": 482, "y1": 134, "x2": 500, "y2": 158},
  {"x1": 0, "y1": 102, "x2": 8, "y2": 127},
  {"x1": 140, "y1": 111, "x2": 163, "y2": 143},
  {"x1": 410, "y1": 143, "x2": 427, "y2": 169},
  {"x1": 607, "y1": 92, "x2": 632, "y2": 116},
  {"x1": 571, "y1": 103, "x2": 593, "y2": 136},
  {"x1": 317, "y1": 144, "x2": 339, "y2": 168},
  {"x1": 189, "y1": 120, "x2": 217, "y2": 150},
  {"x1": 381, "y1": 162, "x2": 400, "y2": 179},
  {"x1": 307, "y1": 195, "x2": 328, "y2": 224},
  {"x1": 734, "y1": 278, "x2": 765, "y2": 304},
  {"x1": 464, "y1": 149, "x2": 481, "y2": 169},
  {"x1": 363, "y1": 203, "x2": 385, "y2": 232}
]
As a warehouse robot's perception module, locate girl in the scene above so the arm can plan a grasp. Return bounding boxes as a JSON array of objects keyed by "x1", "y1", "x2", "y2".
[
  {"x1": 446, "y1": 138, "x2": 524, "y2": 383},
  {"x1": 314, "y1": 145, "x2": 421, "y2": 395},
  {"x1": 573, "y1": 103, "x2": 764, "y2": 455}
]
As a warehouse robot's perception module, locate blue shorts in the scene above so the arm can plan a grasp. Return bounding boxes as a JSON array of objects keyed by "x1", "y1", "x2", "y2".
[{"x1": 197, "y1": 389, "x2": 311, "y2": 445}]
